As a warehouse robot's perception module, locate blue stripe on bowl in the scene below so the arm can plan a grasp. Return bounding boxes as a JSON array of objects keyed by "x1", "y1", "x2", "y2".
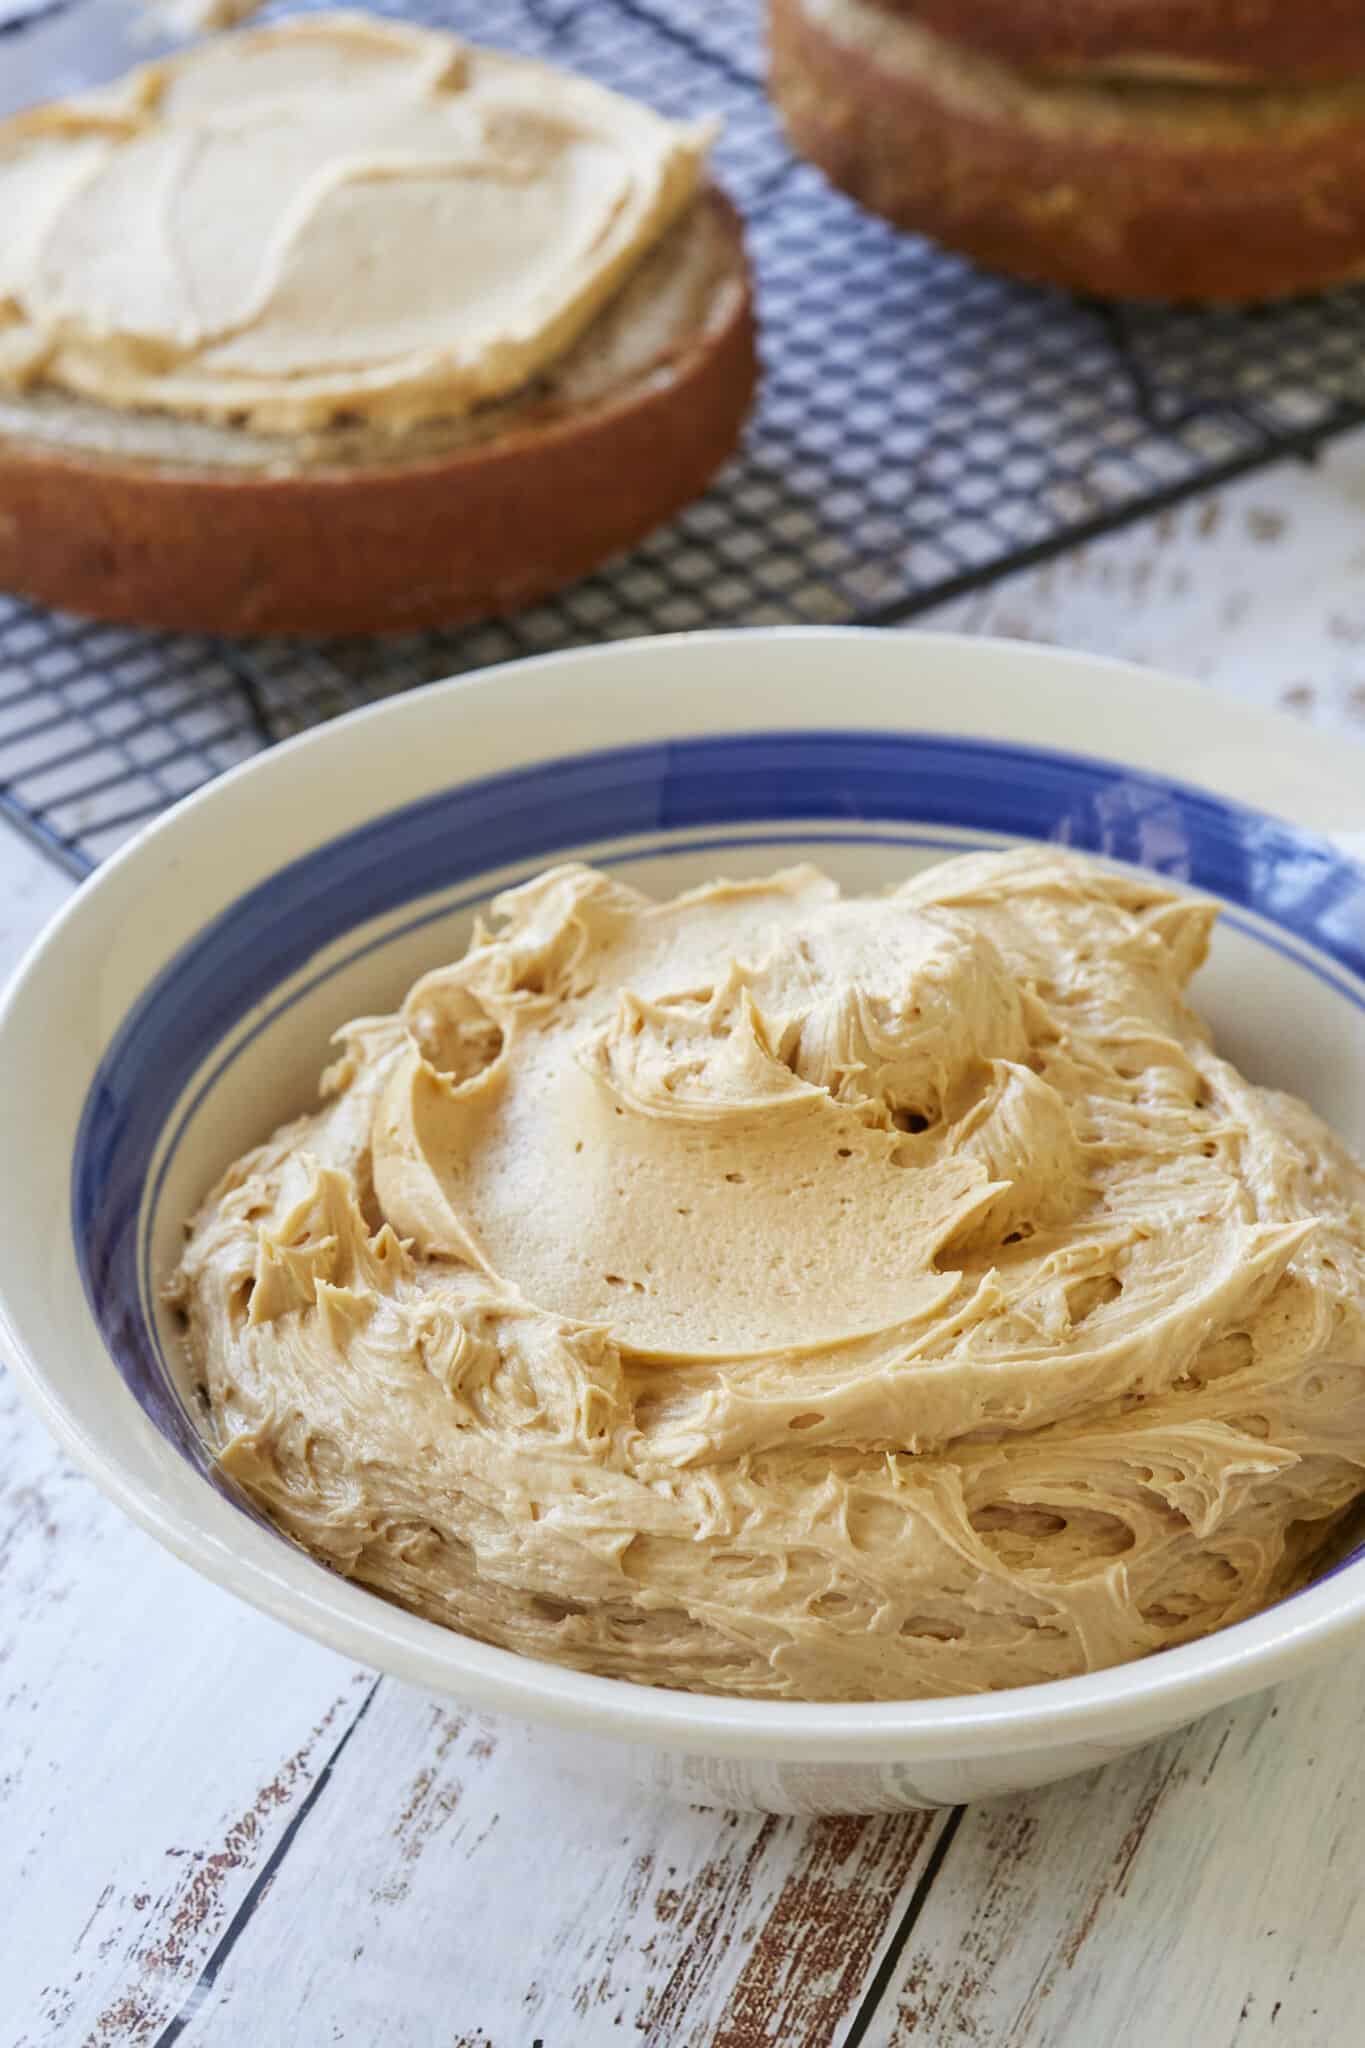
[{"x1": 71, "y1": 729, "x2": 1365, "y2": 1533}]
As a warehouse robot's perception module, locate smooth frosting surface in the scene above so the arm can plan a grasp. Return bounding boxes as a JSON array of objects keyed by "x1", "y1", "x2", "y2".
[
  {"x1": 0, "y1": 12, "x2": 711, "y2": 431},
  {"x1": 173, "y1": 851, "x2": 1365, "y2": 1701}
]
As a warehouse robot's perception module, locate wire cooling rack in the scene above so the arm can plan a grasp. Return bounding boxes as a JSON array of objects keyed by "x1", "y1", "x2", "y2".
[{"x1": 4, "y1": 0, "x2": 1365, "y2": 876}]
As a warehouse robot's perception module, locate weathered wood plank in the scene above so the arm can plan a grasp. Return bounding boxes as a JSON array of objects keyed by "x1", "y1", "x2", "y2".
[
  {"x1": 0, "y1": 847, "x2": 380, "y2": 2047},
  {"x1": 168, "y1": 1684, "x2": 950, "y2": 2047},
  {"x1": 2, "y1": 1370, "x2": 373, "y2": 2048},
  {"x1": 863, "y1": 1644, "x2": 1365, "y2": 2048},
  {"x1": 0, "y1": 825, "x2": 69, "y2": 968},
  {"x1": 941, "y1": 437, "x2": 1365, "y2": 745}
]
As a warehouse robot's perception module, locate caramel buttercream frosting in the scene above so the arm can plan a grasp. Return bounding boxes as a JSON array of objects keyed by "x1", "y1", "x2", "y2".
[
  {"x1": 0, "y1": 12, "x2": 712, "y2": 432},
  {"x1": 172, "y1": 851, "x2": 1365, "y2": 1701}
]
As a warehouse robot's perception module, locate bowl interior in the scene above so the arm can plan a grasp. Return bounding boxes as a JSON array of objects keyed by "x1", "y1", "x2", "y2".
[
  {"x1": 7, "y1": 624, "x2": 1365, "y2": 1756},
  {"x1": 72, "y1": 725, "x2": 1365, "y2": 1612}
]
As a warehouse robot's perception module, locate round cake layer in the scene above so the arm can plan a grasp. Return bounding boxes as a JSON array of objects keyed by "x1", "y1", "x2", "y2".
[
  {"x1": 864, "y1": 0, "x2": 1365, "y2": 85},
  {"x1": 770, "y1": 0, "x2": 1365, "y2": 302},
  {"x1": 0, "y1": 193, "x2": 756, "y2": 634}
]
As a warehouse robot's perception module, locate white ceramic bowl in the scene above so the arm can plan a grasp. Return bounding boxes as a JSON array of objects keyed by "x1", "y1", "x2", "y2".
[{"x1": 4, "y1": 628, "x2": 1365, "y2": 1815}]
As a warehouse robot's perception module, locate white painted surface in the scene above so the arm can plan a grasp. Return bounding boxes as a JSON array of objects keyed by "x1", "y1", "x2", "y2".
[
  {"x1": 4, "y1": 434, "x2": 1365, "y2": 2043},
  {"x1": 867, "y1": 1648, "x2": 1365, "y2": 2048}
]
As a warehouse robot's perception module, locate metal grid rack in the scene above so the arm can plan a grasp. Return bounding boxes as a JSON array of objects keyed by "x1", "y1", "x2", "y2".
[{"x1": 5, "y1": 0, "x2": 1365, "y2": 877}]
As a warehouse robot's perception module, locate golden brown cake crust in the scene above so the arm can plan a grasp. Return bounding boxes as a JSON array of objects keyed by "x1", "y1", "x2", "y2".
[
  {"x1": 864, "y1": 0, "x2": 1365, "y2": 84},
  {"x1": 0, "y1": 191, "x2": 756, "y2": 637},
  {"x1": 769, "y1": 0, "x2": 1365, "y2": 303}
]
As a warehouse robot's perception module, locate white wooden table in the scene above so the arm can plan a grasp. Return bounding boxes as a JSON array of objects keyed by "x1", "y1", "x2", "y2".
[{"x1": 6, "y1": 436, "x2": 1365, "y2": 2048}]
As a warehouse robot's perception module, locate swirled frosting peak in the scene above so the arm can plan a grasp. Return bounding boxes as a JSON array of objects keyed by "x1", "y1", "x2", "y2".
[{"x1": 173, "y1": 851, "x2": 1365, "y2": 1701}]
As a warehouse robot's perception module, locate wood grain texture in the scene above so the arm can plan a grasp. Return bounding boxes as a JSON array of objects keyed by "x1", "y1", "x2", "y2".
[
  {"x1": 1, "y1": 1374, "x2": 371, "y2": 2047},
  {"x1": 935, "y1": 435, "x2": 1365, "y2": 756},
  {"x1": 0, "y1": 823, "x2": 66, "y2": 960},
  {"x1": 164, "y1": 1686, "x2": 948, "y2": 2046},
  {"x1": 863, "y1": 1643, "x2": 1365, "y2": 2047}
]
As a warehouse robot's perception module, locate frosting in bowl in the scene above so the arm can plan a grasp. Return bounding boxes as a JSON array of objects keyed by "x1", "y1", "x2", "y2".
[
  {"x1": 0, "y1": 12, "x2": 712, "y2": 432},
  {"x1": 172, "y1": 851, "x2": 1365, "y2": 1701}
]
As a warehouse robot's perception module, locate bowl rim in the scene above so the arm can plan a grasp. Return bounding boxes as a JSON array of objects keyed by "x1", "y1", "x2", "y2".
[{"x1": 5, "y1": 623, "x2": 1365, "y2": 1761}]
